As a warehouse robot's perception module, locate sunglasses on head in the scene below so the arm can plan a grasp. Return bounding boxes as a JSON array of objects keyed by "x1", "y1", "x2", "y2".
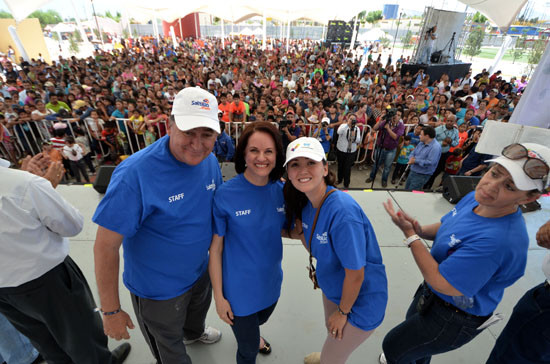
[{"x1": 502, "y1": 143, "x2": 549, "y2": 189}]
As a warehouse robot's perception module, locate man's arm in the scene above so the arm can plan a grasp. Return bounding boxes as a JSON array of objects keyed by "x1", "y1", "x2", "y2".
[{"x1": 93, "y1": 226, "x2": 135, "y2": 340}]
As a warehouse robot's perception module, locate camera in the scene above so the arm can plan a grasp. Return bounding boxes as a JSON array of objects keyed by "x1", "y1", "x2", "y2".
[
  {"x1": 427, "y1": 26, "x2": 436, "y2": 34},
  {"x1": 350, "y1": 119, "x2": 357, "y2": 128},
  {"x1": 385, "y1": 108, "x2": 397, "y2": 122},
  {"x1": 321, "y1": 121, "x2": 329, "y2": 127},
  {"x1": 279, "y1": 119, "x2": 290, "y2": 130}
]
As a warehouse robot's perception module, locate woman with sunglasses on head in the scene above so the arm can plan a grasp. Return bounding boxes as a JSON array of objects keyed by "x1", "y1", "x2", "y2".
[
  {"x1": 209, "y1": 122, "x2": 286, "y2": 364},
  {"x1": 379, "y1": 142, "x2": 550, "y2": 364},
  {"x1": 283, "y1": 137, "x2": 388, "y2": 364}
]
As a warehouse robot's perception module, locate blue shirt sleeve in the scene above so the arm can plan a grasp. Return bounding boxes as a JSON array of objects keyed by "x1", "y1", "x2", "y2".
[
  {"x1": 212, "y1": 194, "x2": 227, "y2": 237},
  {"x1": 330, "y1": 214, "x2": 367, "y2": 270},
  {"x1": 92, "y1": 171, "x2": 143, "y2": 237}
]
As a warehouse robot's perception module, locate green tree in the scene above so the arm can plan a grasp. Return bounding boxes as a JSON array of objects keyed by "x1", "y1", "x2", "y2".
[
  {"x1": 380, "y1": 36, "x2": 390, "y2": 48},
  {"x1": 472, "y1": 11, "x2": 488, "y2": 24},
  {"x1": 69, "y1": 33, "x2": 80, "y2": 55},
  {"x1": 512, "y1": 30, "x2": 528, "y2": 63},
  {"x1": 464, "y1": 27, "x2": 485, "y2": 59},
  {"x1": 526, "y1": 36, "x2": 547, "y2": 76},
  {"x1": 28, "y1": 9, "x2": 62, "y2": 27},
  {"x1": 73, "y1": 30, "x2": 82, "y2": 42},
  {"x1": 358, "y1": 10, "x2": 367, "y2": 25},
  {"x1": 104, "y1": 11, "x2": 121, "y2": 22},
  {"x1": 366, "y1": 10, "x2": 383, "y2": 25},
  {"x1": 402, "y1": 30, "x2": 413, "y2": 48},
  {"x1": 0, "y1": 10, "x2": 13, "y2": 18}
]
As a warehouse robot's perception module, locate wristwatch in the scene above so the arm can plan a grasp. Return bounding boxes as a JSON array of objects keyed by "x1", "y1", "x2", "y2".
[{"x1": 404, "y1": 234, "x2": 421, "y2": 247}]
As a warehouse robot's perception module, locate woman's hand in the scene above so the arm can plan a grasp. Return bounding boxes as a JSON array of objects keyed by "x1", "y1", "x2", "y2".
[
  {"x1": 383, "y1": 199, "x2": 423, "y2": 237},
  {"x1": 214, "y1": 297, "x2": 234, "y2": 325},
  {"x1": 327, "y1": 311, "x2": 347, "y2": 340}
]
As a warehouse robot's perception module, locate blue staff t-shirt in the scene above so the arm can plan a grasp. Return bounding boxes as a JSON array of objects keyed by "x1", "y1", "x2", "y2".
[
  {"x1": 430, "y1": 191, "x2": 528, "y2": 316},
  {"x1": 213, "y1": 174, "x2": 286, "y2": 316},
  {"x1": 93, "y1": 135, "x2": 222, "y2": 300},
  {"x1": 301, "y1": 187, "x2": 388, "y2": 331}
]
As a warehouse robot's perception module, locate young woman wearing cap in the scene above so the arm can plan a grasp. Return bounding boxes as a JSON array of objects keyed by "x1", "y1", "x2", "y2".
[
  {"x1": 379, "y1": 142, "x2": 549, "y2": 364},
  {"x1": 209, "y1": 122, "x2": 286, "y2": 364},
  {"x1": 283, "y1": 137, "x2": 388, "y2": 364}
]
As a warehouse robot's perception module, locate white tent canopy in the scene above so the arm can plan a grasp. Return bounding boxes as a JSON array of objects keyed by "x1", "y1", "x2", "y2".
[
  {"x1": 2, "y1": 0, "x2": 533, "y2": 29},
  {"x1": 51, "y1": 23, "x2": 77, "y2": 33},
  {"x1": 81, "y1": 17, "x2": 123, "y2": 35},
  {"x1": 357, "y1": 28, "x2": 392, "y2": 42}
]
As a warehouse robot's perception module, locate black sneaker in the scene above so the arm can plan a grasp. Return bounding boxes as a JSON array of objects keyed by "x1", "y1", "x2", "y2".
[{"x1": 112, "y1": 343, "x2": 131, "y2": 364}]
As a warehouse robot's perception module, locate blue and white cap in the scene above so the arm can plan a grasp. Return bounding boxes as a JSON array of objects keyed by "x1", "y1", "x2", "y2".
[
  {"x1": 284, "y1": 137, "x2": 326, "y2": 167},
  {"x1": 171, "y1": 87, "x2": 220, "y2": 133}
]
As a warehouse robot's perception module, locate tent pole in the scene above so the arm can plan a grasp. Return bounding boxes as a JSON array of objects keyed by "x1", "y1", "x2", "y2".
[
  {"x1": 179, "y1": 18, "x2": 183, "y2": 41},
  {"x1": 349, "y1": 14, "x2": 358, "y2": 51},
  {"x1": 262, "y1": 9, "x2": 267, "y2": 51},
  {"x1": 70, "y1": 0, "x2": 89, "y2": 44},
  {"x1": 8, "y1": 26, "x2": 30, "y2": 61},
  {"x1": 221, "y1": 18, "x2": 225, "y2": 49},
  {"x1": 91, "y1": 0, "x2": 104, "y2": 49},
  {"x1": 286, "y1": 18, "x2": 290, "y2": 53},
  {"x1": 391, "y1": 12, "x2": 402, "y2": 57}
]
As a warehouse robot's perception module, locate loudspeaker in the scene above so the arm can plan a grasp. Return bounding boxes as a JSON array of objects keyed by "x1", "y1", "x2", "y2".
[
  {"x1": 430, "y1": 51, "x2": 442, "y2": 63},
  {"x1": 93, "y1": 165, "x2": 116, "y2": 194},
  {"x1": 326, "y1": 20, "x2": 359, "y2": 45},
  {"x1": 442, "y1": 175, "x2": 481, "y2": 204}
]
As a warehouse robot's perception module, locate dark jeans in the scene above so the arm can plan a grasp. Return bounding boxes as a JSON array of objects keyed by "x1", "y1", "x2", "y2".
[
  {"x1": 424, "y1": 152, "x2": 450, "y2": 189},
  {"x1": 0, "y1": 256, "x2": 114, "y2": 364},
  {"x1": 131, "y1": 269, "x2": 212, "y2": 364},
  {"x1": 391, "y1": 163, "x2": 408, "y2": 183},
  {"x1": 231, "y1": 301, "x2": 277, "y2": 364},
  {"x1": 382, "y1": 284, "x2": 487, "y2": 364},
  {"x1": 83, "y1": 152, "x2": 96, "y2": 173},
  {"x1": 69, "y1": 159, "x2": 90, "y2": 182},
  {"x1": 405, "y1": 171, "x2": 431, "y2": 191},
  {"x1": 336, "y1": 150, "x2": 357, "y2": 188},
  {"x1": 370, "y1": 148, "x2": 396, "y2": 183},
  {"x1": 486, "y1": 282, "x2": 550, "y2": 363}
]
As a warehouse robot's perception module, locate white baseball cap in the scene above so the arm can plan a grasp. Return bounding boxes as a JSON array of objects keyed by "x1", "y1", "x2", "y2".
[
  {"x1": 284, "y1": 137, "x2": 326, "y2": 167},
  {"x1": 487, "y1": 143, "x2": 550, "y2": 192},
  {"x1": 171, "y1": 87, "x2": 220, "y2": 133}
]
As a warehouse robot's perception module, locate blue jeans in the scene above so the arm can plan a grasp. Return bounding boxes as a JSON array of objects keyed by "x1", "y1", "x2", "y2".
[
  {"x1": 0, "y1": 313, "x2": 39, "y2": 364},
  {"x1": 486, "y1": 282, "x2": 550, "y2": 363},
  {"x1": 405, "y1": 171, "x2": 431, "y2": 190},
  {"x1": 421, "y1": 45, "x2": 433, "y2": 64},
  {"x1": 382, "y1": 284, "x2": 486, "y2": 364},
  {"x1": 370, "y1": 148, "x2": 396, "y2": 183},
  {"x1": 231, "y1": 301, "x2": 277, "y2": 364}
]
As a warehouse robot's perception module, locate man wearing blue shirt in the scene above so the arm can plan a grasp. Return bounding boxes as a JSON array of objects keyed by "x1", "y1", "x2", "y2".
[
  {"x1": 405, "y1": 125, "x2": 441, "y2": 190},
  {"x1": 424, "y1": 116, "x2": 459, "y2": 189},
  {"x1": 214, "y1": 121, "x2": 235, "y2": 162},
  {"x1": 93, "y1": 87, "x2": 223, "y2": 364}
]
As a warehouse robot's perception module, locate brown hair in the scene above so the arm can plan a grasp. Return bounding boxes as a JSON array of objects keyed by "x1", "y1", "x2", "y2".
[
  {"x1": 234, "y1": 122, "x2": 284, "y2": 181},
  {"x1": 283, "y1": 160, "x2": 336, "y2": 231}
]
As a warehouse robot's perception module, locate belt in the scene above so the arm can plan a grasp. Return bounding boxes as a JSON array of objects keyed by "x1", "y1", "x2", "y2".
[{"x1": 431, "y1": 290, "x2": 491, "y2": 321}]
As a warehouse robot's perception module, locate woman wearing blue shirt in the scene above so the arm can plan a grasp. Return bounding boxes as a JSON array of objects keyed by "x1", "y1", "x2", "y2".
[
  {"x1": 283, "y1": 137, "x2": 388, "y2": 364},
  {"x1": 379, "y1": 142, "x2": 550, "y2": 364},
  {"x1": 209, "y1": 122, "x2": 286, "y2": 364}
]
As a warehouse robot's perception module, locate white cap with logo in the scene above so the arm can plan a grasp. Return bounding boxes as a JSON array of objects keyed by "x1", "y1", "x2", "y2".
[
  {"x1": 284, "y1": 137, "x2": 326, "y2": 167},
  {"x1": 487, "y1": 142, "x2": 550, "y2": 192},
  {"x1": 171, "y1": 87, "x2": 220, "y2": 133}
]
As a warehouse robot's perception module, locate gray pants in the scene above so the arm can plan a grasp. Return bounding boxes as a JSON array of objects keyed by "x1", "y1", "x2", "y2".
[{"x1": 131, "y1": 270, "x2": 212, "y2": 364}]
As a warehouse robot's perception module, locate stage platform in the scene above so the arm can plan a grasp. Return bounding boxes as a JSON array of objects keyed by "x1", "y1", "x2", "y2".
[
  {"x1": 59, "y1": 185, "x2": 549, "y2": 364},
  {"x1": 401, "y1": 62, "x2": 471, "y2": 84}
]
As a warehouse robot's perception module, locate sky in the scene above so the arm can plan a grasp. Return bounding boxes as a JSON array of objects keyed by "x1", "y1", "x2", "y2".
[{"x1": 1, "y1": 0, "x2": 549, "y2": 22}]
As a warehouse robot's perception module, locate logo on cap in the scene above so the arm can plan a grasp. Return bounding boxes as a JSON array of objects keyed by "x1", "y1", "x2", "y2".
[
  {"x1": 291, "y1": 144, "x2": 300, "y2": 152},
  {"x1": 191, "y1": 99, "x2": 211, "y2": 110}
]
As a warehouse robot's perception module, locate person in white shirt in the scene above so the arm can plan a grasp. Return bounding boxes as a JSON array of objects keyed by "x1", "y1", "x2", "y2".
[
  {"x1": 420, "y1": 25, "x2": 437, "y2": 64},
  {"x1": 62, "y1": 136, "x2": 89, "y2": 183},
  {"x1": 336, "y1": 115, "x2": 361, "y2": 189},
  {"x1": 0, "y1": 156, "x2": 130, "y2": 363}
]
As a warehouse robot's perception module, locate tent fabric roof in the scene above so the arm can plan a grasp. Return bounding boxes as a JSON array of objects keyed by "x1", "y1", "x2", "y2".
[{"x1": 3, "y1": 0, "x2": 530, "y2": 29}]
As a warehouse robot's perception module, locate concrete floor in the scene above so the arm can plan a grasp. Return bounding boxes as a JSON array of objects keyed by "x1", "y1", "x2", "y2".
[{"x1": 56, "y1": 183, "x2": 549, "y2": 364}]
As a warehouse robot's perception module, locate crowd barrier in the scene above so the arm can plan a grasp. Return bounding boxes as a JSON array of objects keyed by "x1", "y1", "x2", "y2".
[{"x1": 1, "y1": 117, "x2": 416, "y2": 169}]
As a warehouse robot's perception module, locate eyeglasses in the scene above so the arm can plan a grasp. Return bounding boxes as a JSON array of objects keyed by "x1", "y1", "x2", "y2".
[{"x1": 502, "y1": 144, "x2": 549, "y2": 188}]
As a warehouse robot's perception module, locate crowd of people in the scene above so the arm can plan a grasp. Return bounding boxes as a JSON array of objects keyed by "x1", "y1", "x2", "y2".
[
  {"x1": 0, "y1": 35, "x2": 528, "y2": 189},
  {"x1": 1, "y1": 34, "x2": 550, "y2": 364}
]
